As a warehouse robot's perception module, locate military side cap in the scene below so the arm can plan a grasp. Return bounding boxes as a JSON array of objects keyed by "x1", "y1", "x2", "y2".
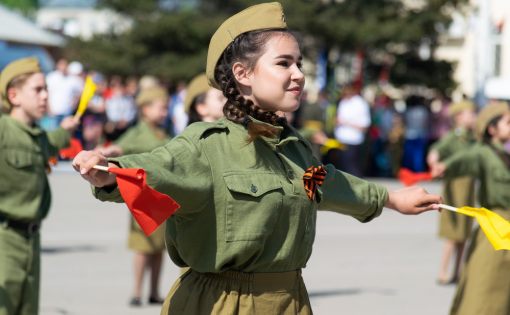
[
  {"x1": 206, "y1": 2, "x2": 287, "y2": 89},
  {"x1": 184, "y1": 73, "x2": 210, "y2": 113},
  {"x1": 0, "y1": 57, "x2": 41, "y2": 110},
  {"x1": 135, "y1": 87, "x2": 168, "y2": 107},
  {"x1": 476, "y1": 102, "x2": 510, "y2": 138},
  {"x1": 448, "y1": 100, "x2": 475, "y2": 117}
]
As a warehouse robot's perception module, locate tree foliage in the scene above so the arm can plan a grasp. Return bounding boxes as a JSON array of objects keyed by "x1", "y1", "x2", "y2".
[{"x1": 65, "y1": 0, "x2": 468, "y2": 92}]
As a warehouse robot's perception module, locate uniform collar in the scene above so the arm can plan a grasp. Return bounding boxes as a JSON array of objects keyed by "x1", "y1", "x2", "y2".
[
  {"x1": 6, "y1": 115, "x2": 43, "y2": 136},
  {"x1": 223, "y1": 116, "x2": 302, "y2": 149}
]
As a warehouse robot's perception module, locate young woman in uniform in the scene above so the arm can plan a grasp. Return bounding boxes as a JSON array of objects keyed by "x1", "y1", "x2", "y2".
[
  {"x1": 99, "y1": 87, "x2": 171, "y2": 306},
  {"x1": 73, "y1": 3, "x2": 442, "y2": 314},
  {"x1": 0, "y1": 57, "x2": 78, "y2": 315},
  {"x1": 427, "y1": 100, "x2": 477, "y2": 284},
  {"x1": 184, "y1": 73, "x2": 226, "y2": 126},
  {"x1": 433, "y1": 101, "x2": 510, "y2": 315}
]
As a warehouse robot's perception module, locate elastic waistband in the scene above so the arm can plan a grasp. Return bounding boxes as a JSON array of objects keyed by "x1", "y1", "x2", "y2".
[{"x1": 190, "y1": 269, "x2": 302, "y2": 291}]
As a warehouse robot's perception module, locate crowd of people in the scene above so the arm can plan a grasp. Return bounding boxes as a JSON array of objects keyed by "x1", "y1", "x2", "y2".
[{"x1": 1, "y1": 1, "x2": 509, "y2": 315}]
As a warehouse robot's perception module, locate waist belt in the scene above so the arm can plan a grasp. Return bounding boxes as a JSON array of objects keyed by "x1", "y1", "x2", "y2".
[
  {"x1": 190, "y1": 269, "x2": 302, "y2": 291},
  {"x1": 0, "y1": 213, "x2": 41, "y2": 238}
]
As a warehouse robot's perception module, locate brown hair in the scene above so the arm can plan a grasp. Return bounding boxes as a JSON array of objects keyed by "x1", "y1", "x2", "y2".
[
  {"x1": 483, "y1": 115, "x2": 510, "y2": 169},
  {"x1": 3, "y1": 73, "x2": 33, "y2": 112},
  {"x1": 214, "y1": 29, "x2": 292, "y2": 142}
]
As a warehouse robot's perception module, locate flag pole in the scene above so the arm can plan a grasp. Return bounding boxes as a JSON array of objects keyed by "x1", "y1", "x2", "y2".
[
  {"x1": 438, "y1": 204, "x2": 458, "y2": 212},
  {"x1": 92, "y1": 165, "x2": 109, "y2": 172}
]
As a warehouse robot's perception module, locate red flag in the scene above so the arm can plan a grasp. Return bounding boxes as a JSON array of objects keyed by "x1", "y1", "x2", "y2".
[
  {"x1": 59, "y1": 138, "x2": 83, "y2": 160},
  {"x1": 109, "y1": 167, "x2": 180, "y2": 235},
  {"x1": 398, "y1": 168, "x2": 432, "y2": 186}
]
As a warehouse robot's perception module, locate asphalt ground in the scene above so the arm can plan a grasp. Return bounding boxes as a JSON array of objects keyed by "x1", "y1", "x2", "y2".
[{"x1": 39, "y1": 164, "x2": 456, "y2": 315}]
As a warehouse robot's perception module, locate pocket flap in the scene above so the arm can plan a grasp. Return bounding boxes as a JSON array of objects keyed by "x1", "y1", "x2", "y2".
[
  {"x1": 223, "y1": 172, "x2": 282, "y2": 197},
  {"x1": 4, "y1": 150, "x2": 34, "y2": 168}
]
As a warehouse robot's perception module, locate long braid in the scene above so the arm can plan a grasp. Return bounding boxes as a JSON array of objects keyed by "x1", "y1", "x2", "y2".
[{"x1": 215, "y1": 30, "x2": 289, "y2": 140}]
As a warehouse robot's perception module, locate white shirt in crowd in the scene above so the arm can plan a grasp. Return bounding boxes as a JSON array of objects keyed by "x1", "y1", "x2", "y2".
[
  {"x1": 334, "y1": 94, "x2": 371, "y2": 145},
  {"x1": 46, "y1": 71, "x2": 83, "y2": 116}
]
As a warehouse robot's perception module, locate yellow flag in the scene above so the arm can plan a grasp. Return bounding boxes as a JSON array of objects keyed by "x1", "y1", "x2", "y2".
[
  {"x1": 457, "y1": 207, "x2": 510, "y2": 250},
  {"x1": 74, "y1": 75, "x2": 97, "y2": 119},
  {"x1": 320, "y1": 138, "x2": 345, "y2": 155}
]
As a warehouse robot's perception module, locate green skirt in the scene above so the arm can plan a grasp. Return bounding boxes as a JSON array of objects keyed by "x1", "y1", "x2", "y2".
[
  {"x1": 439, "y1": 176, "x2": 475, "y2": 242},
  {"x1": 161, "y1": 269, "x2": 312, "y2": 315},
  {"x1": 127, "y1": 218, "x2": 166, "y2": 253},
  {"x1": 449, "y1": 210, "x2": 510, "y2": 315}
]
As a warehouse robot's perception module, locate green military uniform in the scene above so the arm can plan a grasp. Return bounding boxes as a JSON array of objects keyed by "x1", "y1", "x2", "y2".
[
  {"x1": 430, "y1": 128, "x2": 475, "y2": 241},
  {"x1": 115, "y1": 120, "x2": 171, "y2": 253},
  {"x1": 299, "y1": 102, "x2": 326, "y2": 160},
  {"x1": 0, "y1": 114, "x2": 70, "y2": 315},
  {"x1": 94, "y1": 117, "x2": 388, "y2": 314},
  {"x1": 445, "y1": 141, "x2": 510, "y2": 315}
]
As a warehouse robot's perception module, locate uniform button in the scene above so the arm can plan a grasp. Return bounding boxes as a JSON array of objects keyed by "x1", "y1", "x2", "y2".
[{"x1": 250, "y1": 184, "x2": 258, "y2": 193}]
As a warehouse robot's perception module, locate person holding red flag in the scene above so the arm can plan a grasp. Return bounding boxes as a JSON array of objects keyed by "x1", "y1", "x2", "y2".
[
  {"x1": 427, "y1": 100, "x2": 477, "y2": 285},
  {"x1": 73, "y1": 2, "x2": 441, "y2": 314}
]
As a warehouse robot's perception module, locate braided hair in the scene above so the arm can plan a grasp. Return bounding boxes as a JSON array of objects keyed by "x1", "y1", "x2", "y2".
[{"x1": 214, "y1": 29, "x2": 292, "y2": 141}]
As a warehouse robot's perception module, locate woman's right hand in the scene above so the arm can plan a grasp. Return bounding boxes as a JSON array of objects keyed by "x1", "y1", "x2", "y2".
[{"x1": 72, "y1": 150, "x2": 117, "y2": 187}]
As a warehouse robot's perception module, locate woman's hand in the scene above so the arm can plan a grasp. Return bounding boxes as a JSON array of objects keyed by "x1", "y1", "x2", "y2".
[
  {"x1": 95, "y1": 144, "x2": 123, "y2": 157},
  {"x1": 72, "y1": 150, "x2": 118, "y2": 187},
  {"x1": 386, "y1": 186, "x2": 442, "y2": 215}
]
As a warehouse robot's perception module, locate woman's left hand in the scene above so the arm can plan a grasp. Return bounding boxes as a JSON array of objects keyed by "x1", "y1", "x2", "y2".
[{"x1": 385, "y1": 186, "x2": 442, "y2": 215}]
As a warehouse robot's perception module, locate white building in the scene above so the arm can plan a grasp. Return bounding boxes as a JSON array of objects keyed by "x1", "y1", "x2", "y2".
[
  {"x1": 36, "y1": 0, "x2": 132, "y2": 40},
  {"x1": 435, "y1": 0, "x2": 510, "y2": 101}
]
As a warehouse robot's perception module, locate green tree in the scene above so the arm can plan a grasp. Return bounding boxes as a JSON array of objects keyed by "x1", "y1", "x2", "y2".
[{"x1": 66, "y1": 0, "x2": 467, "y2": 93}]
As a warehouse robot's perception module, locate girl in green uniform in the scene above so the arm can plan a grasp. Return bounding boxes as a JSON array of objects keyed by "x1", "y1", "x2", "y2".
[
  {"x1": 184, "y1": 73, "x2": 226, "y2": 125},
  {"x1": 100, "y1": 87, "x2": 171, "y2": 306},
  {"x1": 73, "y1": 3, "x2": 442, "y2": 314},
  {"x1": 433, "y1": 101, "x2": 510, "y2": 315},
  {"x1": 0, "y1": 57, "x2": 78, "y2": 315},
  {"x1": 427, "y1": 100, "x2": 477, "y2": 284}
]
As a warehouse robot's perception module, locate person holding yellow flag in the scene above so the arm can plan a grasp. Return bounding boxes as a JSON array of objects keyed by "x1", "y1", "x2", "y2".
[
  {"x1": 427, "y1": 100, "x2": 477, "y2": 285},
  {"x1": 0, "y1": 57, "x2": 79, "y2": 315},
  {"x1": 432, "y1": 101, "x2": 510, "y2": 315}
]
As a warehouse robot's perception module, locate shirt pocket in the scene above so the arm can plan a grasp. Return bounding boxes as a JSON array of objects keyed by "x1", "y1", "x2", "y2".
[
  {"x1": 223, "y1": 172, "x2": 283, "y2": 242},
  {"x1": 3, "y1": 149, "x2": 44, "y2": 189}
]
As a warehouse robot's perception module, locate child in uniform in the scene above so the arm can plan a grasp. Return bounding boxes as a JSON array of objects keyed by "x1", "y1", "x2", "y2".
[{"x1": 0, "y1": 57, "x2": 78, "y2": 315}]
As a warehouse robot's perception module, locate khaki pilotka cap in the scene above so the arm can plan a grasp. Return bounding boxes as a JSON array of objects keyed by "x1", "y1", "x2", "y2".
[
  {"x1": 135, "y1": 87, "x2": 169, "y2": 107},
  {"x1": 475, "y1": 101, "x2": 510, "y2": 139},
  {"x1": 0, "y1": 57, "x2": 41, "y2": 111},
  {"x1": 184, "y1": 73, "x2": 210, "y2": 113},
  {"x1": 448, "y1": 100, "x2": 475, "y2": 117},
  {"x1": 206, "y1": 2, "x2": 287, "y2": 89}
]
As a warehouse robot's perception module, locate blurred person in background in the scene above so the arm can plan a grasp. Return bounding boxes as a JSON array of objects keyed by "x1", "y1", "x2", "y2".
[
  {"x1": 427, "y1": 100, "x2": 477, "y2": 285},
  {"x1": 402, "y1": 95, "x2": 430, "y2": 172},
  {"x1": 184, "y1": 73, "x2": 226, "y2": 126},
  {"x1": 368, "y1": 92, "x2": 397, "y2": 177},
  {"x1": 99, "y1": 87, "x2": 171, "y2": 306},
  {"x1": 331, "y1": 84, "x2": 371, "y2": 177},
  {"x1": 168, "y1": 80, "x2": 188, "y2": 136},
  {"x1": 300, "y1": 89, "x2": 329, "y2": 160},
  {"x1": 104, "y1": 76, "x2": 137, "y2": 141},
  {"x1": 431, "y1": 102, "x2": 510, "y2": 315}
]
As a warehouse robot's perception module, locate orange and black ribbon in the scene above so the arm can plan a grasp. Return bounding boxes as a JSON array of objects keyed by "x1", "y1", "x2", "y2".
[{"x1": 303, "y1": 165, "x2": 327, "y2": 201}]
